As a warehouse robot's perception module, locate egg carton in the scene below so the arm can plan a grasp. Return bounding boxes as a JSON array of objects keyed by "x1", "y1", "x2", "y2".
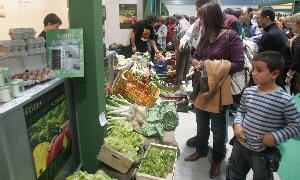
[
  {"x1": 10, "y1": 72, "x2": 35, "y2": 86},
  {"x1": 35, "y1": 75, "x2": 54, "y2": 84},
  {"x1": 25, "y1": 38, "x2": 45, "y2": 50},
  {"x1": 11, "y1": 68, "x2": 54, "y2": 86},
  {"x1": 0, "y1": 40, "x2": 26, "y2": 57},
  {"x1": 9, "y1": 28, "x2": 36, "y2": 40}
]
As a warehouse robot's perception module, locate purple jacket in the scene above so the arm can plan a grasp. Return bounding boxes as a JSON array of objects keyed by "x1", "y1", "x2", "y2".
[{"x1": 194, "y1": 30, "x2": 244, "y2": 74}]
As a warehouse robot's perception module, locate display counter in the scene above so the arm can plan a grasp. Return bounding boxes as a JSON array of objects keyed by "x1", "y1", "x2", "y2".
[{"x1": 0, "y1": 78, "x2": 80, "y2": 180}]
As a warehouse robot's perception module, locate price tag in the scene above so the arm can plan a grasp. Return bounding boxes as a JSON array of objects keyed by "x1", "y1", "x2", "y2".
[{"x1": 99, "y1": 112, "x2": 107, "y2": 127}]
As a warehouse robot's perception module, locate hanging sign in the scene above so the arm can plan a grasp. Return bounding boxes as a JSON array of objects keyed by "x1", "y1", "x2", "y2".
[
  {"x1": 47, "y1": 28, "x2": 84, "y2": 78},
  {"x1": 119, "y1": 4, "x2": 137, "y2": 29}
]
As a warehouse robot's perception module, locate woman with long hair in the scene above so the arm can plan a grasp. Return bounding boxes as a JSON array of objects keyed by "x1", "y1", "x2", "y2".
[{"x1": 184, "y1": 2, "x2": 244, "y2": 178}]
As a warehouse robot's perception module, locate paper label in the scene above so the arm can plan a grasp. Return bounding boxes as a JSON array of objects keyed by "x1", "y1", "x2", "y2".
[{"x1": 99, "y1": 112, "x2": 107, "y2": 126}]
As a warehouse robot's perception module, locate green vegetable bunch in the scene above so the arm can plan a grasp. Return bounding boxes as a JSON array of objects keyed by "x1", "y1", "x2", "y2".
[
  {"x1": 106, "y1": 94, "x2": 132, "y2": 121},
  {"x1": 104, "y1": 120, "x2": 144, "y2": 161},
  {"x1": 138, "y1": 147, "x2": 176, "y2": 178},
  {"x1": 141, "y1": 101, "x2": 179, "y2": 138},
  {"x1": 66, "y1": 170, "x2": 113, "y2": 180}
]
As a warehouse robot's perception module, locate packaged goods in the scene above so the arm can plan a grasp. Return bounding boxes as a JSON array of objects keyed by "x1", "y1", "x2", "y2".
[
  {"x1": 10, "y1": 79, "x2": 24, "y2": 97},
  {"x1": 0, "y1": 85, "x2": 12, "y2": 103},
  {"x1": 0, "y1": 67, "x2": 9, "y2": 86}
]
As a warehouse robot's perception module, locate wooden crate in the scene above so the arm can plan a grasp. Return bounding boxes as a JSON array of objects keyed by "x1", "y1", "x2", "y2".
[
  {"x1": 97, "y1": 144, "x2": 134, "y2": 174},
  {"x1": 135, "y1": 143, "x2": 177, "y2": 180}
]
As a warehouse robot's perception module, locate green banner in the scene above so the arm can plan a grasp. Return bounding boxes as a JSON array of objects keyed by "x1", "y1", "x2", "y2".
[
  {"x1": 24, "y1": 84, "x2": 72, "y2": 179},
  {"x1": 47, "y1": 29, "x2": 84, "y2": 77}
]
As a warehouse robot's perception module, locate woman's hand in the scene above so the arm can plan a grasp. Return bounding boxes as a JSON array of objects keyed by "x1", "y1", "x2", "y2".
[
  {"x1": 191, "y1": 59, "x2": 202, "y2": 71},
  {"x1": 285, "y1": 76, "x2": 292, "y2": 84},
  {"x1": 233, "y1": 123, "x2": 246, "y2": 141},
  {"x1": 285, "y1": 71, "x2": 294, "y2": 84}
]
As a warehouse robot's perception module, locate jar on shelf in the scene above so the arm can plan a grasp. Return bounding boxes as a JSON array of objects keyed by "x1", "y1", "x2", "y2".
[
  {"x1": 10, "y1": 79, "x2": 24, "y2": 98},
  {"x1": 0, "y1": 67, "x2": 10, "y2": 86},
  {"x1": 0, "y1": 85, "x2": 12, "y2": 103}
]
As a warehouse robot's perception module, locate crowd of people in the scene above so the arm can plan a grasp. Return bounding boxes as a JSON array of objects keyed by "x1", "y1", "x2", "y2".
[{"x1": 130, "y1": 0, "x2": 300, "y2": 179}]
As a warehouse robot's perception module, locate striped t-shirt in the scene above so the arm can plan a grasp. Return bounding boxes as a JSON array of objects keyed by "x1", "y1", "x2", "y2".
[{"x1": 234, "y1": 86, "x2": 300, "y2": 151}]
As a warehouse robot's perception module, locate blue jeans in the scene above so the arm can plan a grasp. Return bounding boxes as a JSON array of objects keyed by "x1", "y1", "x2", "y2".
[
  {"x1": 226, "y1": 138, "x2": 274, "y2": 180},
  {"x1": 195, "y1": 107, "x2": 227, "y2": 163}
]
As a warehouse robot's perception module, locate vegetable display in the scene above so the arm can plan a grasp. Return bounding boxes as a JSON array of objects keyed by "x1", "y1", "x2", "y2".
[
  {"x1": 106, "y1": 94, "x2": 132, "y2": 121},
  {"x1": 112, "y1": 70, "x2": 160, "y2": 106},
  {"x1": 104, "y1": 120, "x2": 144, "y2": 161},
  {"x1": 138, "y1": 147, "x2": 176, "y2": 178},
  {"x1": 66, "y1": 170, "x2": 113, "y2": 180},
  {"x1": 141, "y1": 101, "x2": 179, "y2": 138},
  {"x1": 106, "y1": 94, "x2": 146, "y2": 133},
  {"x1": 155, "y1": 80, "x2": 180, "y2": 93}
]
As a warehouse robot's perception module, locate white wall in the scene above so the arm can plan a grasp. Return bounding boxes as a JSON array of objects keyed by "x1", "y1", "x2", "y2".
[
  {"x1": 104, "y1": 0, "x2": 143, "y2": 46},
  {"x1": 0, "y1": 0, "x2": 69, "y2": 40},
  {"x1": 166, "y1": 5, "x2": 197, "y2": 17}
]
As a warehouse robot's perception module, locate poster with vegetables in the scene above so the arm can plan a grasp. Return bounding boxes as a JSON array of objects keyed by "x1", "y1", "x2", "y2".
[
  {"x1": 47, "y1": 28, "x2": 84, "y2": 78},
  {"x1": 24, "y1": 84, "x2": 72, "y2": 179},
  {"x1": 119, "y1": 4, "x2": 137, "y2": 29}
]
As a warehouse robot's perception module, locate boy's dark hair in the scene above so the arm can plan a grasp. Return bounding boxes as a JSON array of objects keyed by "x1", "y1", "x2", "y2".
[
  {"x1": 259, "y1": 6, "x2": 275, "y2": 22},
  {"x1": 43, "y1": 13, "x2": 62, "y2": 26},
  {"x1": 195, "y1": 0, "x2": 211, "y2": 9},
  {"x1": 145, "y1": 14, "x2": 159, "y2": 25},
  {"x1": 253, "y1": 51, "x2": 285, "y2": 73}
]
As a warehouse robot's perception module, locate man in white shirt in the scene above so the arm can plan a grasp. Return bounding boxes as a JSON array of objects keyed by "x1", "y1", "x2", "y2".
[{"x1": 176, "y1": 15, "x2": 191, "y2": 39}]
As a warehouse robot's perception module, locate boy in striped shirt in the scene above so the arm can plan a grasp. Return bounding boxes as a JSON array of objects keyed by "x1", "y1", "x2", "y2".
[{"x1": 227, "y1": 51, "x2": 300, "y2": 180}]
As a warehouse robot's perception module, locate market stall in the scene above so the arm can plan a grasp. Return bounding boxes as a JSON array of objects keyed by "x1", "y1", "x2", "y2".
[
  {"x1": 0, "y1": 0, "x2": 174, "y2": 179},
  {"x1": 82, "y1": 50, "x2": 187, "y2": 179}
]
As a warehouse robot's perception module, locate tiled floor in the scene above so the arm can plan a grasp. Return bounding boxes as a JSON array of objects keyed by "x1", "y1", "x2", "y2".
[{"x1": 173, "y1": 83, "x2": 281, "y2": 180}]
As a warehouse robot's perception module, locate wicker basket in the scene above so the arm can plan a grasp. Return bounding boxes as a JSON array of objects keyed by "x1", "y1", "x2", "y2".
[{"x1": 112, "y1": 70, "x2": 160, "y2": 107}]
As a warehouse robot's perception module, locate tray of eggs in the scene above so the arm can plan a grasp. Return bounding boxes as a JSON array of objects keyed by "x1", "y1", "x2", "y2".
[{"x1": 11, "y1": 67, "x2": 54, "y2": 86}]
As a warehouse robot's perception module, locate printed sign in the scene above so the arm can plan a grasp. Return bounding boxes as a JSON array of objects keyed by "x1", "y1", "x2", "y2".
[
  {"x1": 47, "y1": 29, "x2": 84, "y2": 77},
  {"x1": 119, "y1": 4, "x2": 137, "y2": 29},
  {"x1": 24, "y1": 84, "x2": 72, "y2": 179}
]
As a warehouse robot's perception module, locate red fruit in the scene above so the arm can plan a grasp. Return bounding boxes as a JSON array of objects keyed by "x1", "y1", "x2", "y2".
[
  {"x1": 46, "y1": 125, "x2": 70, "y2": 167},
  {"x1": 124, "y1": 18, "x2": 132, "y2": 24}
]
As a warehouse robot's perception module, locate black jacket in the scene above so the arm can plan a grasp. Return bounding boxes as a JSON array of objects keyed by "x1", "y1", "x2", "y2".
[{"x1": 258, "y1": 23, "x2": 288, "y2": 59}]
